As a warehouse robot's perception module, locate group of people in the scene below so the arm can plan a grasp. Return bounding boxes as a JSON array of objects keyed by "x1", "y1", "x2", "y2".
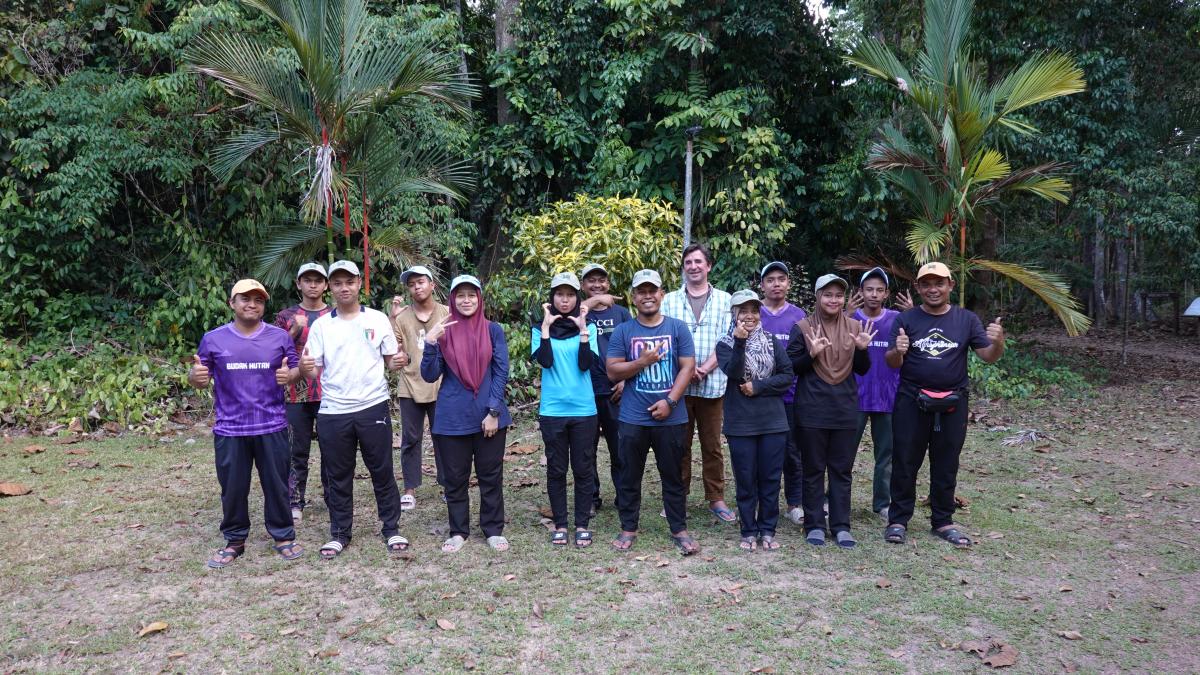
[{"x1": 189, "y1": 243, "x2": 1005, "y2": 567}]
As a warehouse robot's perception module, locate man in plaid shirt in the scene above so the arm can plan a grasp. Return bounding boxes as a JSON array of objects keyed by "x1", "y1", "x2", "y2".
[{"x1": 661, "y1": 243, "x2": 736, "y2": 523}]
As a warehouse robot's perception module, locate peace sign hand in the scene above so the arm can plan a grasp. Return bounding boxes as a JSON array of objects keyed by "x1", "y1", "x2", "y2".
[
  {"x1": 571, "y1": 304, "x2": 589, "y2": 331},
  {"x1": 424, "y1": 316, "x2": 458, "y2": 345},
  {"x1": 804, "y1": 324, "x2": 831, "y2": 358},
  {"x1": 852, "y1": 319, "x2": 877, "y2": 350}
]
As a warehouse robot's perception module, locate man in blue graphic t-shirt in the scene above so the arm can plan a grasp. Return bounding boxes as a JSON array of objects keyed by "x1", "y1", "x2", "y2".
[{"x1": 606, "y1": 269, "x2": 699, "y2": 555}]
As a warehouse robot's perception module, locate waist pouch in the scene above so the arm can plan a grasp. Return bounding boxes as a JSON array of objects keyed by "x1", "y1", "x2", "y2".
[{"x1": 917, "y1": 389, "x2": 962, "y2": 431}]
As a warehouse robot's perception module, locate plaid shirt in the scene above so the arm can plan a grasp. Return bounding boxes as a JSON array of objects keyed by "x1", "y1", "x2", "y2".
[{"x1": 661, "y1": 285, "x2": 731, "y2": 399}]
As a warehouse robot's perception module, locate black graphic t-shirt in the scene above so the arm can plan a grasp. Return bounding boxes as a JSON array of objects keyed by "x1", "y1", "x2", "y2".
[
  {"x1": 586, "y1": 303, "x2": 633, "y2": 395},
  {"x1": 889, "y1": 305, "x2": 990, "y2": 391}
]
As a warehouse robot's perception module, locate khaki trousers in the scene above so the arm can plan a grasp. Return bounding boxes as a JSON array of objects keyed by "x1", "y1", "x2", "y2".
[{"x1": 681, "y1": 395, "x2": 726, "y2": 502}]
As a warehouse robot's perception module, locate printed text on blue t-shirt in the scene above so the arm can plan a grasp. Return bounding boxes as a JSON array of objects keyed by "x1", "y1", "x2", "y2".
[{"x1": 631, "y1": 335, "x2": 675, "y2": 393}]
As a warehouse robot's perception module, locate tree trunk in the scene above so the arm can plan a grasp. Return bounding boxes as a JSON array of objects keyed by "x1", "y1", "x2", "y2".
[
  {"x1": 455, "y1": 0, "x2": 471, "y2": 112},
  {"x1": 494, "y1": 0, "x2": 518, "y2": 126},
  {"x1": 1091, "y1": 215, "x2": 1106, "y2": 325},
  {"x1": 1114, "y1": 230, "x2": 1128, "y2": 325},
  {"x1": 975, "y1": 210, "x2": 999, "y2": 313}
]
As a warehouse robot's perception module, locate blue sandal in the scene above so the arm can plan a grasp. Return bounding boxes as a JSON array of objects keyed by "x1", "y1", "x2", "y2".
[
  {"x1": 710, "y1": 505, "x2": 736, "y2": 523},
  {"x1": 933, "y1": 527, "x2": 972, "y2": 548},
  {"x1": 273, "y1": 541, "x2": 304, "y2": 561}
]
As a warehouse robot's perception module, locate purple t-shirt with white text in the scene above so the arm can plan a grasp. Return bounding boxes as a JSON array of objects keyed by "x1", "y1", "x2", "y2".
[
  {"x1": 197, "y1": 322, "x2": 297, "y2": 437},
  {"x1": 759, "y1": 302, "x2": 807, "y2": 404},
  {"x1": 852, "y1": 308, "x2": 901, "y2": 413}
]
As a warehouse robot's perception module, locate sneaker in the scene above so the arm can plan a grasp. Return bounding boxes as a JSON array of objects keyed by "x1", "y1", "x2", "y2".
[
  {"x1": 291, "y1": 508, "x2": 303, "y2": 524},
  {"x1": 400, "y1": 494, "x2": 416, "y2": 511},
  {"x1": 786, "y1": 507, "x2": 803, "y2": 525}
]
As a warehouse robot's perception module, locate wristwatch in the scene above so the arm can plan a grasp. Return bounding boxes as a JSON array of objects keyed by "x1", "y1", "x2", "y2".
[
  {"x1": 486, "y1": 408, "x2": 500, "y2": 419},
  {"x1": 665, "y1": 397, "x2": 678, "y2": 410}
]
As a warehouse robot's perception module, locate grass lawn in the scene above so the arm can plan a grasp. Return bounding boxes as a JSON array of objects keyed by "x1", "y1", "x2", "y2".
[{"x1": 0, "y1": 376, "x2": 1196, "y2": 673}]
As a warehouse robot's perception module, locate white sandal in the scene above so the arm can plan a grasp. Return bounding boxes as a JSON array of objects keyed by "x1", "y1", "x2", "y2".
[
  {"x1": 386, "y1": 535, "x2": 409, "y2": 553},
  {"x1": 441, "y1": 535, "x2": 466, "y2": 553},
  {"x1": 400, "y1": 494, "x2": 416, "y2": 511},
  {"x1": 319, "y1": 540, "x2": 344, "y2": 559},
  {"x1": 486, "y1": 535, "x2": 509, "y2": 552}
]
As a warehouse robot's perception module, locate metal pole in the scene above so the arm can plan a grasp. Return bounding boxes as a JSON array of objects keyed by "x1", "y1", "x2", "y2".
[{"x1": 682, "y1": 136, "x2": 693, "y2": 250}]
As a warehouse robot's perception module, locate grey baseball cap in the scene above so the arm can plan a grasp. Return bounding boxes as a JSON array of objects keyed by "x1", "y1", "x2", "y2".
[
  {"x1": 631, "y1": 269, "x2": 663, "y2": 289},
  {"x1": 813, "y1": 273, "x2": 848, "y2": 292},
  {"x1": 400, "y1": 265, "x2": 434, "y2": 285},
  {"x1": 730, "y1": 289, "x2": 762, "y2": 308},
  {"x1": 328, "y1": 260, "x2": 361, "y2": 277},
  {"x1": 580, "y1": 263, "x2": 608, "y2": 279},
  {"x1": 759, "y1": 261, "x2": 789, "y2": 279},
  {"x1": 550, "y1": 271, "x2": 581, "y2": 291},
  {"x1": 296, "y1": 262, "x2": 327, "y2": 279},
  {"x1": 448, "y1": 274, "x2": 483, "y2": 292},
  {"x1": 860, "y1": 266, "x2": 889, "y2": 286}
]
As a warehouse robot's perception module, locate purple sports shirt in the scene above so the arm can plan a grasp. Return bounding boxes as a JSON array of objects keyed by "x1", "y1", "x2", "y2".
[
  {"x1": 852, "y1": 308, "x2": 901, "y2": 413},
  {"x1": 759, "y1": 302, "x2": 807, "y2": 404},
  {"x1": 196, "y1": 322, "x2": 298, "y2": 436}
]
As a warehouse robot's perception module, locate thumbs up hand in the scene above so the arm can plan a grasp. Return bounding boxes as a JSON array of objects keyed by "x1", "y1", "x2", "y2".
[
  {"x1": 895, "y1": 327, "x2": 909, "y2": 354},
  {"x1": 986, "y1": 316, "x2": 1004, "y2": 344},
  {"x1": 275, "y1": 355, "x2": 292, "y2": 386},
  {"x1": 299, "y1": 347, "x2": 316, "y2": 377},
  {"x1": 190, "y1": 354, "x2": 211, "y2": 387}
]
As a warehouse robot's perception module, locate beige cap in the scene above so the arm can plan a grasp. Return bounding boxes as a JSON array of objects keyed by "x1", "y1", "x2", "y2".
[
  {"x1": 917, "y1": 262, "x2": 952, "y2": 280},
  {"x1": 230, "y1": 279, "x2": 269, "y2": 301}
]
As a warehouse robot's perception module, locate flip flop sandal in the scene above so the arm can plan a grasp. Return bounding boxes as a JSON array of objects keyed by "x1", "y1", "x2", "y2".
[
  {"x1": 319, "y1": 540, "x2": 345, "y2": 559},
  {"x1": 273, "y1": 541, "x2": 303, "y2": 561},
  {"x1": 400, "y1": 494, "x2": 416, "y2": 511},
  {"x1": 671, "y1": 534, "x2": 700, "y2": 556},
  {"x1": 710, "y1": 505, "x2": 736, "y2": 523},
  {"x1": 486, "y1": 535, "x2": 509, "y2": 551},
  {"x1": 574, "y1": 530, "x2": 593, "y2": 548},
  {"x1": 884, "y1": 525, "x2": 906, "y2": 544},
  {"x1": 385, "y1": 535, "x2": 410, "y2": 553},
  {"x1": 611, "y1": 532, "x2": 637, "y2": 551},
  {"x1": 442, "y1": 535, "x2": 466, "y2": 553},
  {"x1": 738, "y1": 536, "x2": 757, "y2": 552},
  {"x1": 933, "y1": 527, "x2": 972, "y2": 548},
  {"x1": 760, "y1": 535, "x2": 781, "y2": 551},
  {"x1": 835, "y1": 531, "x2": 857, "y2": 548},
  {"x1": 207, "y1": 542, "x2": 245, "y2": 569},
  {"x1": 806, "y1": 529, "x2": 827, "y2": 546},
  {"x1": 550, "y1": 531, "x2": 569, "y2": 546}
]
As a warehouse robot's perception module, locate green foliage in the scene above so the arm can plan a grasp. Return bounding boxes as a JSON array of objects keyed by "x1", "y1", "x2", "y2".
[
  {"x1": 499, "y1": 195, "x2": 683, "y2": 317},
  {"x1": 968, "y1": 339, "x2": 1099, "y2": 399},
  {"x1": 0, "y1": 335, "x2": 189, "y2": 431},
  {"x1": 501, "y1": 322, "x2": 540, "y2": 407}
]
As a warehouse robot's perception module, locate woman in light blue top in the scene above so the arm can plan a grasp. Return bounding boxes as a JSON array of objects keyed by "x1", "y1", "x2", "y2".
[{"x1": 531, "y1": 272, "x2": 599, "y2": 547}]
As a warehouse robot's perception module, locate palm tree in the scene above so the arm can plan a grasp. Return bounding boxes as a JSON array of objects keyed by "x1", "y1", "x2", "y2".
[
  {"x1": 185, "y1": 0, "x2": 477, "y2": 291},
  {"x1": 844, "y1": 0, "x2": 1091, "y2": 335}
]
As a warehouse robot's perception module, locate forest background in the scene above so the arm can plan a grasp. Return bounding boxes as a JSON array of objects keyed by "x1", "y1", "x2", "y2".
[{"x1": 1, "y1": 0, "x2": 1197, "y2": 431}]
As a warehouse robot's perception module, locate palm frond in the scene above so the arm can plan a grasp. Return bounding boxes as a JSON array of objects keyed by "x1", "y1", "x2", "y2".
[
  {"x1": 966, "y1": 258, "x2": 1091, "y2": 335},
  {"x1": 905, "y1": 217, "x2": 952, "y2": 263},
  {"x1": 833, "y1": 253, "x2": 917, "y2": 284},
  {"x1": 359, "y1": 132, "x2": 476, "y2": 204},
  {"x1": 917, "y1": 0, "x2": 974, "y2": 86},
  {"x1": 972, "y1": 162, "x2": 1070, "y2": 205},
  {"x1": 965, "y1": 148, "x2": 1010, "y2": 183},
  {"x1": 367, "y1": 225, "x2": 441, "y2": 276},
  {"x1": 845, "y1": 39, "x2": 915, "y2": 92},
  {"x1": 254, "y1": 221, "x2": 331, "y2": 287},
  {"x1": 992, "y1": 51, "x2": 1086, "y2": 119},
  {"x1": 208, "y1": 128, "x2": 280, "y2": 184},
  {"x1": 185, "y1": 32, "x2": 317, "y2": 141}
]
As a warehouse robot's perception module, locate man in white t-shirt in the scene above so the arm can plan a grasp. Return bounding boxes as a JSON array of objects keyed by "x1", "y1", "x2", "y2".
[{"x1": 300, "y1": 260, "x2": 408, "y2": 558}]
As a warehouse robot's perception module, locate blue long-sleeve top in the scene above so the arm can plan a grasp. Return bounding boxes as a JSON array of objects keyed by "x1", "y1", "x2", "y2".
[{"x1": 420, "y1": 321, "x2": 512, "y2": 435}]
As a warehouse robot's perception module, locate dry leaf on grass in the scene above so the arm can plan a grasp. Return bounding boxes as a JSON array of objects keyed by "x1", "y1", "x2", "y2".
[
  {"x1": 436, "y1": 618, "x2": 456, "y2": 631},
  {"x1": 506, "y1": 443, "x2": 539, "y2": 455},
  {"x1": 137, "y1": 621, "x2": 168, "y2": 637},
  {"x1": 316, "y1": 648, "x2": 340, "y2": 658},
  {"x1": 503, "y1": 574, "x2": 516, "y2": 581},
  {"x1": 532, "y1": 601, "x2": 544, "y2": 619},
  {"x1": 167, "y1": 652, "x2": 187, "y2": 660},
  {"x1": 1058, "y1": 585, "x2": 1073, "y2": 593},
  {"x1": 0, "y1": 482, "x2": 32, "y2": 497},
  {"x1": 22, "y1": 445, "x2": 45, "y2": 455},
  {"x1": 279, "y1": 627, "x2": 297, "y2": 636},
  {"x1": 876, "y1": 578, "x2": 893, "y2": 589},
  {"x1": 1058, "y1": 630, "x2": 1083, "y2": 640},
  {"x1": 960, "y1": 639, "x2": 1019, "y2": 668},
  {"x1": 750, "y1": 667, "x2": 775, "y2": 673}
]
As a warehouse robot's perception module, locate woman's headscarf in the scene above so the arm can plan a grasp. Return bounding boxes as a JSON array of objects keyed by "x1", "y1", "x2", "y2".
[
  {"x1": 798, "y1": 310, "x2": 861, "y2": 385},
  {"x1": 441, "y1": 284, "x2": 492, "y2": 395},
  {"x1": 719, "y1": 304, "x2": 776, "y2": 382},
  {"x1": 529, "y1": 285, "x2": 582, "y2": 340}
]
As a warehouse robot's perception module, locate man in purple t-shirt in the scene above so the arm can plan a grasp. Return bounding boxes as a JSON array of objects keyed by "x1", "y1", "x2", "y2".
[
  {"x1": 190, "y1": 279, "x2": 304, "y2": 568},
  {"x1": 851, "y1": 267, "x2": 903, "y2": 520},
  {"x1": 756, "y1": 261, "x2": 807, "y2": 525}
]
